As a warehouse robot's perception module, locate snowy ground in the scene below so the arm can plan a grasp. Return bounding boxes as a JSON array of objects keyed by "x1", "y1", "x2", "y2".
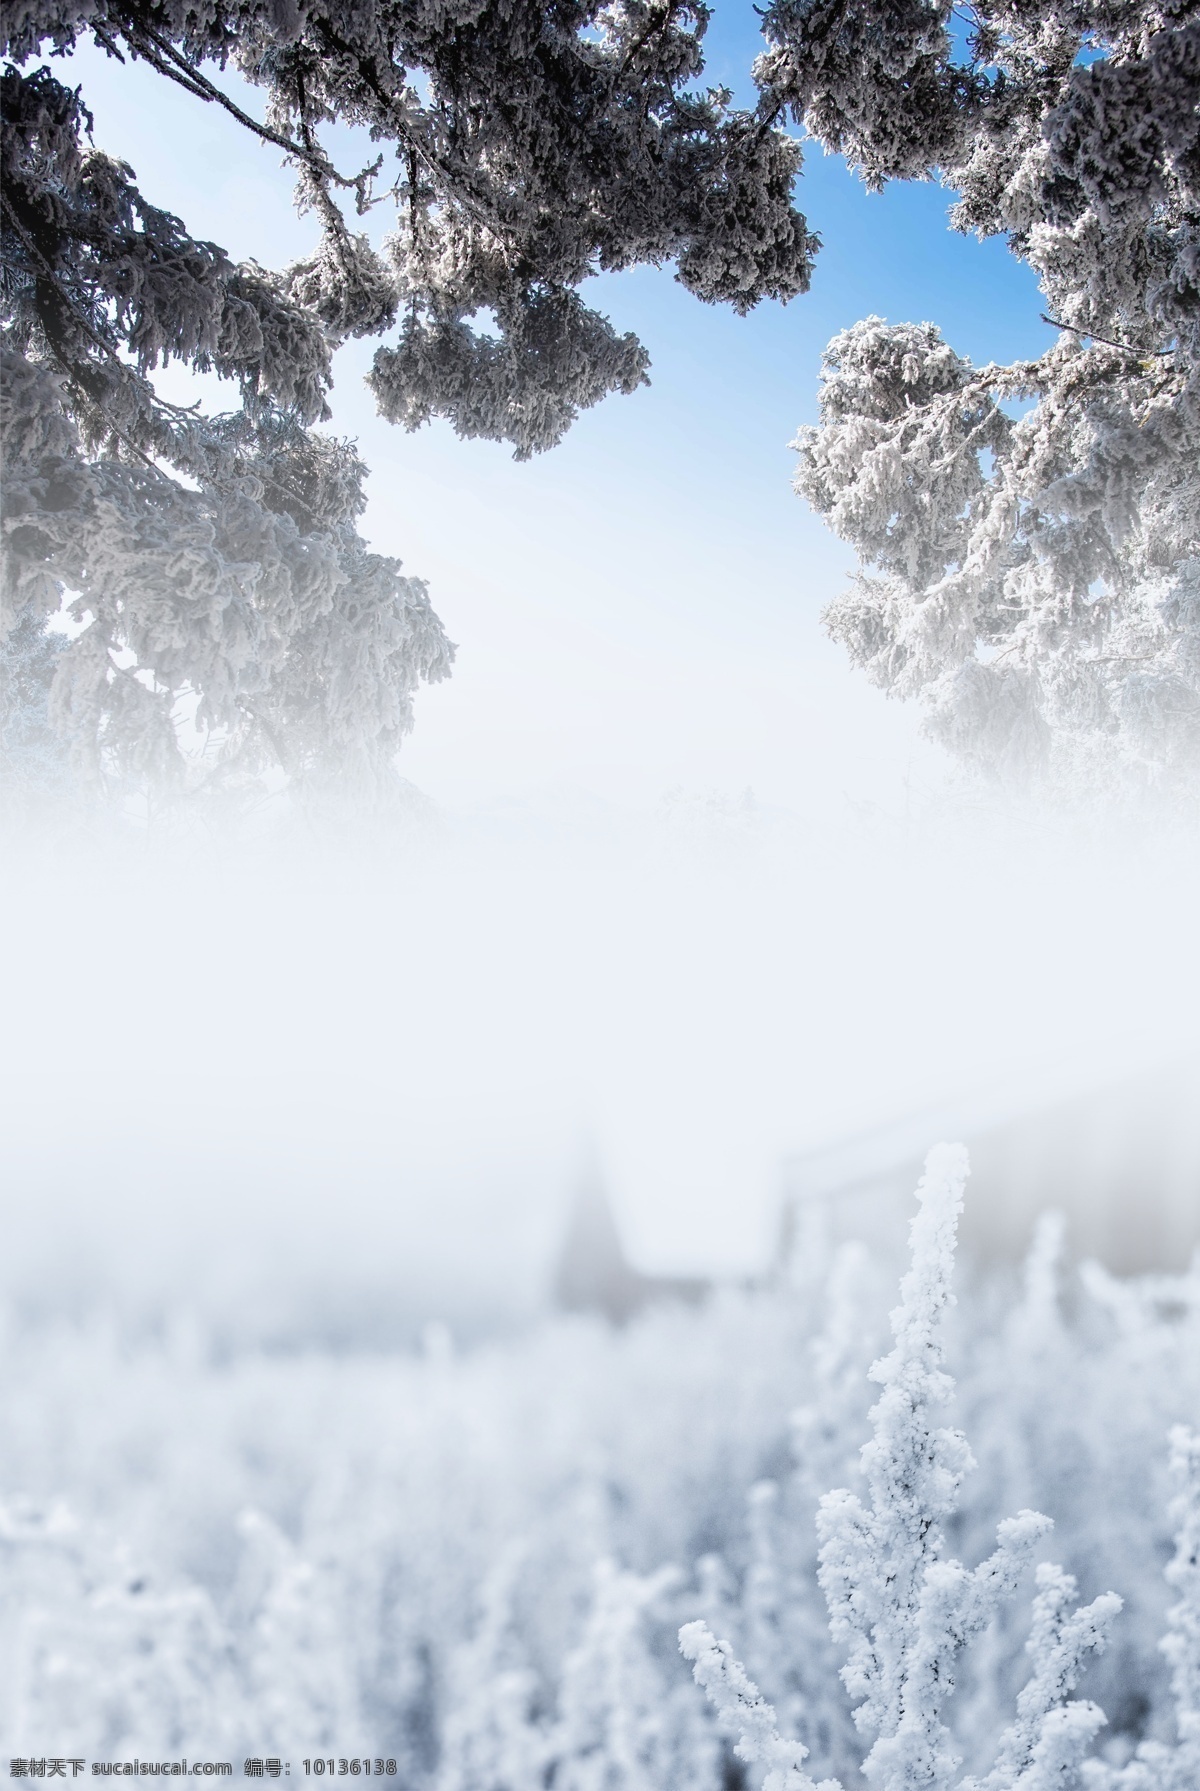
[
  {"x1": 2, "y1": 1160, "x2": 1197, "y2": 1787},
  {"x1": 3, "y1": 815, "x2": 1200, "y2": 1782}
]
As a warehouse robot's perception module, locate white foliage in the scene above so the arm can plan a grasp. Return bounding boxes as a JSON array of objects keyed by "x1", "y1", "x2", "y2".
[
  {"x1": 964, "y1": 1564, "x2": 1120, "y2": 1791},
  {"x1": 551, "y1": 1561, "x2": 715, "y2": 1791},
  {"x1": 1162, "y1": 1427, "x2": 1200, "y2": 1758},
  {"x1": 767, "y1": 4, "x2": 1200, "y2": 785},
  {"x1": 682, "y1": 1148, "x2": 1174, "y2": 1791},
  {"x1": 814, "y1": 1147, "x2": 1058, "y2": 1789},
  {"x1": 1, "y1": 0, "x2": 815, "y2": 795},
  {"x1": 231, "y1": 1508, "x2": 364, "y2": 1749},
  {"x1": 0, "y1": 1176, "x2": 1197, "y2": 1781},
  {"x1": 1081, "y1": 1425, "x2": 1200, "y2": 1791},
  {"x1": 436, "y1": 1547, "x2": 550, "y2": 1791},
  {"x1": 679, "y1": 1619, "x2": 838, "y2": 1791}
]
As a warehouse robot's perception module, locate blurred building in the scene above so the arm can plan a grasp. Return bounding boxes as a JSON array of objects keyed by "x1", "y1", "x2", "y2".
[
  {"x1": 553, "y1": 1154, "x2": 708, "y2": 1322},
  {"x1": 778, "y1": 1058, "x2": 1200, "y2": 1274},
  {"x1": 554, "y1": 1062, "x2": 1200, "y2": 1319}
]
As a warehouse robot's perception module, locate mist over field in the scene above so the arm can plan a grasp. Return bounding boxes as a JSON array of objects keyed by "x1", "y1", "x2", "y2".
[
  {"x1": 2, "y1": 794, "x2": 1200, "y2": 1783},
  {"x1": 4, "y1": 798, "x2": 1197, "y2": 1341},
  {"x1": 6, "y1": 0, "x2": 1200, "y2": 1778}
]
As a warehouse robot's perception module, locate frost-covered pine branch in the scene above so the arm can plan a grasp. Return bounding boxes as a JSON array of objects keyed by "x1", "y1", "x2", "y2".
[
  {"x1": 766, "y1": 3, "x2": 1200, "y2": 787},
  {"x1": 2, "y1": 0, "x2": 816, "y2": 798}
]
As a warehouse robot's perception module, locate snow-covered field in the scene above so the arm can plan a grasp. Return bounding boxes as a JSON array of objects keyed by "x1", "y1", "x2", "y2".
[{"x1": 3, "y1": 1151, "x2": 1197, "y2": 1788}]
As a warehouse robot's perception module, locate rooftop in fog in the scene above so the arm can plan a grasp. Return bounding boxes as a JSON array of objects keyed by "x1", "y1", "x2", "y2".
[{"x1": 779, "y1": 1058, "x2": 1200, "y2": 1274}]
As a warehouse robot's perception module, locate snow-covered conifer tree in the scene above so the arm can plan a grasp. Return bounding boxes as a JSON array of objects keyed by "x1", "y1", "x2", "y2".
[
  {"x1": 0, "y1": 608, "x2": 71, "y2": 813},
  {"x1": 762, "y1": 3, "x2": 1200, "y2": 786},
  {"x1": 1, "y1": 0, "x2": 816, "y2": 797}
]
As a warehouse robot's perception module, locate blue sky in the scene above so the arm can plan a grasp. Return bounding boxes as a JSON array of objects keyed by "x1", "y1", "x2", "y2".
[
  {"x1": 58, "y1": 16, "x2": 1054, "y2": 818},
  {"x1": 13, "y1": 28, "x2": 1200, "y2": 1286}
]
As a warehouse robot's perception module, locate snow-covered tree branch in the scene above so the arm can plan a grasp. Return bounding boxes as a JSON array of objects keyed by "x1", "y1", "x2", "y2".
[
  {"x1": 1, "y1": 0, "x2": 816, "y2": 796},
  {"x1": 768, "y1": 2, "x2": 1200, "y2": 786}
]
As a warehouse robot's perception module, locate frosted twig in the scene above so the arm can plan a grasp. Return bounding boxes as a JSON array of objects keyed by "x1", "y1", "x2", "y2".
[{"x1": 679, "y1": 1620, "x2": 842, "y2": 1791}]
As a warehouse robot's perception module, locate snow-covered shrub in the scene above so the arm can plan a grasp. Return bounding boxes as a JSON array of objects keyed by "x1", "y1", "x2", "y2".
[
  {"x1": 1082, "y1": 1424, "x2": 1200, "y2": 1791},
  {"x1": 0, "y1": 1155, "x2": 1197, "y2": 1782},
  {"x1": 682, "y1": 1149, "x2": 1199, "y2": 1791}
]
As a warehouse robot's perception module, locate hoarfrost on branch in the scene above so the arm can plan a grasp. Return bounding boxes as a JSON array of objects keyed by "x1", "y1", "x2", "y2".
[
  {"x1": 0, "y1": 0, "x2": 815, "y2": 795},
  {"x1": 767, "y1": 2, "x2": 1200, "y2": 785}
]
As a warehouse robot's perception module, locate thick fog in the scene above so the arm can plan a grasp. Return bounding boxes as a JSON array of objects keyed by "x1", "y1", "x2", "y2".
[
  {"x1": 3, "y1": 797, "x2": 1200, "y2": 1779},
  {"x1": 6, "y1": 5, "x2": 1200, "y2": 1774},
  {"x1": 3, "y1": 800, "x2": 1197, "y2": 1344}
]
